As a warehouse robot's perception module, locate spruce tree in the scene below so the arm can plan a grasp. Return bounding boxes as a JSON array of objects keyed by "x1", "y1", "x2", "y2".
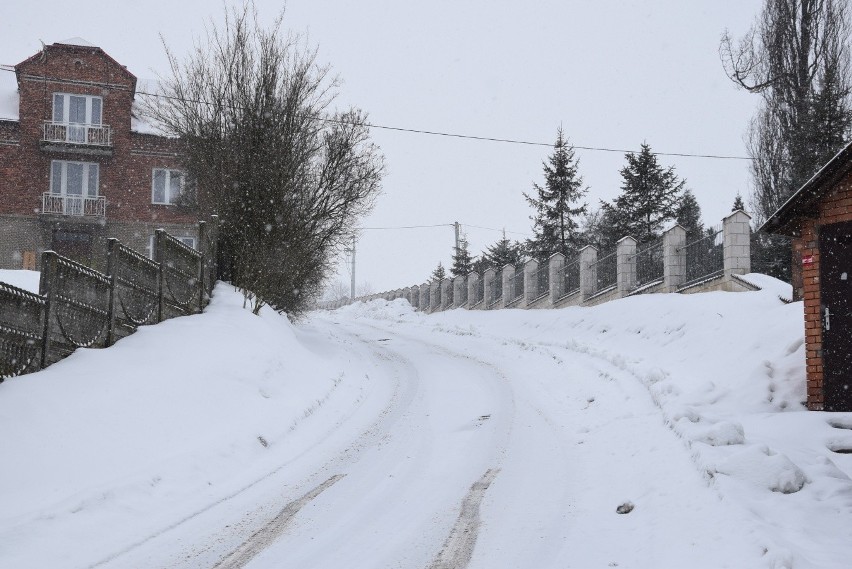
[
  {"x1": 450, "y1": 236, "x2": 474, "y2": 277},
  {"x1": 524, "y1": 128, "x2": 588, "y2": 261},
  {"x1": 482, "y1": 235, "x2": 524, "y2": 269},
  {"x1": 603, "y1": 142, "x2": 686, "y2": 245},
  {"x1": 675, "y1": 189, "x2": 704, "y2": 240},
  {"x1": 430, "y1": 262, "x2": 446, "y2": 283},
  {"x1": 732, "y1": 193, "x2": 746, "y2": 212}
]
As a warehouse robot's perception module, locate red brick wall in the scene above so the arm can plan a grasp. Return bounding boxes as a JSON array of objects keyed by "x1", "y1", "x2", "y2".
[
  {"x1": 0, "y1": 44, "x2": 196, "y2": 225},
  {"x1": 792, "y1": 170, "x2": 852, "y2": 410}
]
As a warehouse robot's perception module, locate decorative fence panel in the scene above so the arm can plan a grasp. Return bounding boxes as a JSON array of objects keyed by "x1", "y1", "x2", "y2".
[
  {"x1": 0, "y1": 217, "x2": 218, "y2": 383},
  {"x1": 682, "y1": 225, "x2": 724, "y2": 287},
  {"x1": 0, "y1": 282, "x2": 45, "y2": 377},
  {"x1": 634, "y1": 238, "x2": 664, "y2": 291},
  {"x1": 41, "y1": 252, "x2": 112, "y2": 366},
  {"x1": 107, "y1": 239, "x2": 160, "y2": 343},
  {"x1": 458, "y1": 277, "x2": 468, "y2": 306},
  {"x1": 475, "y1": 275, "x2": 484, "y2": 305},
  {"x1": 155, "y1": 229, "x2": 204, "y2": 321},
  {"x1": 445, "y1": 281, "x2": 454, "y2": 307}
]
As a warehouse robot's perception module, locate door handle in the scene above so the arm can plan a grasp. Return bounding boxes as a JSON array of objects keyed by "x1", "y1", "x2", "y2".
[{"x1": 825, "y1": 307, "x2": 831, "y2": 331}]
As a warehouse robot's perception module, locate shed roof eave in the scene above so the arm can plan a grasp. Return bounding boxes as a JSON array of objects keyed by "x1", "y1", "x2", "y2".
[{"x1": 760, "y1": 140, "x2": 852, "y2": 235}]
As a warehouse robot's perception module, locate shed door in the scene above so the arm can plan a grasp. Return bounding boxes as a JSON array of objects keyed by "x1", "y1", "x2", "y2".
[{"x1": 820, "y1": 220, "x2": 852, "y2": 411}]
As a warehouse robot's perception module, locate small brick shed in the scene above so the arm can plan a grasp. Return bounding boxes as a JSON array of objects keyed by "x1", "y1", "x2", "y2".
[{"x1": 762, "y1": 142, "x2": 852, "y2": 411}]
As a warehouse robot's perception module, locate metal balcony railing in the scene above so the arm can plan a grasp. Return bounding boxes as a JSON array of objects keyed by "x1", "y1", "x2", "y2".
[
  {"x1": 43, "y1": 121, "x2": 113, "y2": 147},
  {"x1": 42, "y1": 193, "x2": 106, "y2": 217}
]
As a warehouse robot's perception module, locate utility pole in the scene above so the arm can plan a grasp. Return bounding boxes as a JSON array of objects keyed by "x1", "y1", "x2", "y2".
[
  {"x1": 350, "y1": 235, "x2": 356, "y2": 299},
  {"x1": 454, "y1": 221, "x2": 460, "y2": 253}
]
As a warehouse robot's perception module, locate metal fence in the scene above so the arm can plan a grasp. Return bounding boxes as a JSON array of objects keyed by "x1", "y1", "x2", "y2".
[
  {"x1": 593, "y1": 248, "x2": 617, "y2": 293},
  {"x1": 529, "y1": 264, "x2": 549, "y2": 302},
  {"x1": 0, "y1": 217, "x2": 218, "y2": 382},
  {"x1": 475, "y1": 275, "x2": 484, "y2": 305},
  {"x1": 561, "y1": 258, "x2": 581, "y2": 298},
  {"x1": 510, "y1": 269, "x2": 524, "y2": 303},
  {"x1": 633, "y1": 238, "x2": 664, "y2": 290},
  {"x1": 422, "y1": 287, "x2": 431, "y2": 311},
  {"x1": 682, "y1": 224, "x2": 723, "y2": 287},
  {"x1": 488, "y1": 270, "x2": 503, "y2": 307}
]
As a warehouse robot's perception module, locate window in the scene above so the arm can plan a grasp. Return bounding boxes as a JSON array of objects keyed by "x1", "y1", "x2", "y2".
[
  {"x1": 50, "y1": 160, "x2": 99, "y2": 197},
  {"x1": 52, "y1": 93, "x2": 102, "y2": 125},
  {"x1": 152, "y1": 169, "x2": 184, "y2": 204}
]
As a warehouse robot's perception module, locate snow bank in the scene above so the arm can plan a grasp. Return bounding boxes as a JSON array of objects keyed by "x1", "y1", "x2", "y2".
[
  {"x1": 0, "y1": 269, "x2": 39, "y2": 292},
  {"x1": 0, "y1": 283, "x2": 365, "y2": 567}
]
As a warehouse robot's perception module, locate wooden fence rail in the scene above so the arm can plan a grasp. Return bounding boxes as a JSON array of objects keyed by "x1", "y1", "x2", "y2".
[{"x1": 0, "y1": 216, "x2": 218, "y2": 383}]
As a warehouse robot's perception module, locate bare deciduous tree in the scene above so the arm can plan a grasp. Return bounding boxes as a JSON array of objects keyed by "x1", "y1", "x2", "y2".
[{"x1": 143, "y1": 3, "x2": 384, "y2": 314}]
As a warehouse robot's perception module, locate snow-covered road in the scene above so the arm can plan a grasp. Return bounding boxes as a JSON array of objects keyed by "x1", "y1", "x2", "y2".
[
  {"x1": 4, "y1": 278, "x2": 851, "y2": 569},
  {"x1": 99, "y1": 314, "x2": 761, "y2": 568}
]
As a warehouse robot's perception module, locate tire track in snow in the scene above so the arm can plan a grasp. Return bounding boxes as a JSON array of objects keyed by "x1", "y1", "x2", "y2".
[
  {"x1": 212, "y1": 474, "x2": 345, "y2": 569},
  {"x1": 427, "y1": 468, "x2": 500, "y2": 569}
]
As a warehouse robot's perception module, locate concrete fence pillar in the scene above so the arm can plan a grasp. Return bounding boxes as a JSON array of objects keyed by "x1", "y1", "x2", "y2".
[
  {"x1": 419, "y1": 281, "x2": 430, "y2": 311},
  {"x1": 579, "y1": 245, "x2": 598, "y2": 300},
  {"x1": 440, "y1": 278, "x2": 452, "y2": 310},
  {"x1": 501, "y1": 264, "x2": 514, "y2": 309},
  {"x1": 467, "y1": 272, "x2": 480, "y2": 309},
  {"x1": 429, "y1": 280, "x2": 440, "y2": 312},
  {"x1": 524, "y1": 259, "x2": 539, "y2": 306},
  {"x1": 548, "y1": 252, "x2": 565, "y2": 301},
  {"x1": 483, "y1": 268, "x2": 496, "y2": 309},
  {"x1": 724, "y1": 209, "x2": 751, "y2": 284},
  {"x1": 410, "y1": 285, "x2": 420, "y2": 309},
  {"x1": 662, "y1": 224, "x2": 687, "y2": 292},
  {"x1": 616, "y1": 236, "x2": 637, "y2": 297},
  {"x1": 453, "y1": 275, "x2": 466, "y2": 308}
]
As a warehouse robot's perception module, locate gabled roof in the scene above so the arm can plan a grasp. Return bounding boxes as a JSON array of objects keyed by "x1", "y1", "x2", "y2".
[
  {"x1": 14, "y1": 40, "x2": 137, "y2": 92},
  {"x1": 760, "y1": 140, "x2": 852, "y2": 236}
]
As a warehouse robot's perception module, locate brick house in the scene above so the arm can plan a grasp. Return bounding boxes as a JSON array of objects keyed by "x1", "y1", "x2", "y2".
[
  {"x1": 0, "y1": 38, "x2": 199, "y2": 271},
  {"x1": 762, "y1": 142, "x2": 852, "y2": 411}
]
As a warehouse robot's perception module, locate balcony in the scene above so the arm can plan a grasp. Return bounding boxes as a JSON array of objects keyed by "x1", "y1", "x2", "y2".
[
  {"x1": 41, "y1": 121, "x2": 113, "y2": 156},
  {"x1": 42, "y1": 193, "x2": 106, "y2": 219}
]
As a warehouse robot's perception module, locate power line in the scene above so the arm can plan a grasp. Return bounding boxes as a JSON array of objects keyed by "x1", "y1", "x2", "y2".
[
  {"x1": 0, "y1": 66, "x2": 752, "y2": 161},
  {"x1": 360, "y1": 223, "x2": 454, "y2": 230}
]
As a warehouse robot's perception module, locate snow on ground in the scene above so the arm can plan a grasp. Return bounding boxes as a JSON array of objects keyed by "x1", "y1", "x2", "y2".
[
  {"x1": 0, "y1": 272, "x2": 850, "y2": 568},
  {"x1": 0, "y1": 268, "x2": 39, "y2": 292}
]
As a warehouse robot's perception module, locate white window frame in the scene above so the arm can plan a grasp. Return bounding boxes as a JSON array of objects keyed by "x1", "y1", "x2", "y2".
[
  {"x1": 151, "y1": 168, "x2": 185, "y2": 205},
  {"x1": 50, "y1": 160, "x2": 99, "y2": 197},
  {"x1": 52, "y1": 93, "x2": 102, "y2": 125}
]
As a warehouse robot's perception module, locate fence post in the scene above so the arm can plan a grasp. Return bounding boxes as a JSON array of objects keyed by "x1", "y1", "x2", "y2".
[
  {"x1": 617, "y1": 236, "x2": 637, "y2": 297},
  {"x1": 208, "y1": 214, "x2": 219, "y2": 295},
  {"x1": 428, "y1": 280, "x2": 439, "y2": 312},
  {"x1": 105, "y1": 238, "x2": 118, "y2": 347},
  {"x1": 409, "y1": 284, "x2": 419, "y2": 309},
  {"x1": 723, "y1": 210, "x2": 752, "y2": 289},
  {"x1": 548, "y1": 252, "x2": 565, "y2": 302},
  {"x1": 483, "y1": 268, "x2": 496, "y2": 309},
  {"x1": 662, "y1": 224, "x2": 687, "y2": 292},
  {"x1": 501, "y1": 264, "x2": 514, "y2": 309},
  {"x1": 38, "y1": 251, "x2": 56, "y2": 369},
  {"x1": 452, "y1": 276, "x2": 465, "y2": 308},
  {"x1": 197, "y1": 220, "x2": 207, "y2": 311},
  {"x1": 440, "y1": 278, "x2": 452, "y2": 310},
  {"x1": 154, "y1": 228, "x2": 165, "y2": 323},
  {"x1": 579, "y1": 245, "x2": 598, "y2": 300},
  {"x1": 467, "y1": 272, "x2": 479, "y2": 309},
  {"x1": 524, "y1": 259, "x2": 538, "y2": 307},
  {"x1": 419, "y1": 281, "x2": 430, "y2": 312}
]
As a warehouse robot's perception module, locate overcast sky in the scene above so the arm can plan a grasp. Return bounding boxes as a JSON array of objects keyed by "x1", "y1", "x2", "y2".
[{"x1": 2, "y1": 1, "x2": 764, "y2": 293}]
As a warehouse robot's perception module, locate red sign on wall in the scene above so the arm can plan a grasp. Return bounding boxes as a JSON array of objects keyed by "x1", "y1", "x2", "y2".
[{"x1": 802, "y1": 254, "x2": 814, "y2": 265}]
